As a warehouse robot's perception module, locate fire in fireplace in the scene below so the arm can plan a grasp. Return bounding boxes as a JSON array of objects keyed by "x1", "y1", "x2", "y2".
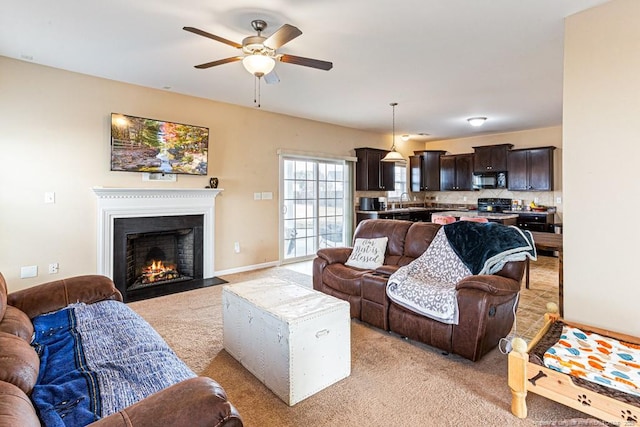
[{"x1": 138, "y1": 260, "x2": 179, "y2": 285}]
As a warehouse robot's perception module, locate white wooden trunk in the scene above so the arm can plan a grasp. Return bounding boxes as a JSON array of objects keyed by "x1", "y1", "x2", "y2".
[{"x1": 222, "y1": 278, "x2": 351, "y2": 405}]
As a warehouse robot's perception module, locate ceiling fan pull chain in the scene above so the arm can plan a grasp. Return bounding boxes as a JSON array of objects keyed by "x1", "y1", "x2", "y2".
[
  {"x1": 253, "y1": 75, "x2": 257, "y2": 106},
  {"x1": 253, "y1": 75, "x2": 262, "y2": 108}
]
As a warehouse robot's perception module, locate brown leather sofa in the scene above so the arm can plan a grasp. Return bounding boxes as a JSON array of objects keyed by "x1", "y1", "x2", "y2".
[
  {"x1": 0, "y1": 273, "x2": 243, "y2": 427},
  {"x1": 313, "y1": 219, "x2": 526, "y2": 361}
]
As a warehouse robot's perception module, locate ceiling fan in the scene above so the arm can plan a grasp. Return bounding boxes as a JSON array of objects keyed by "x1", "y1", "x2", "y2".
[{"x1": 183, "y1": 20, "x2": 333, "y2": 84}]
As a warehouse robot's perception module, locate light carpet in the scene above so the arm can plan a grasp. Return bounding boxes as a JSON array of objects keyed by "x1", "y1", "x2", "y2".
[{"x1": 128, "y1": 261, "x2": 598, "y2": 426}]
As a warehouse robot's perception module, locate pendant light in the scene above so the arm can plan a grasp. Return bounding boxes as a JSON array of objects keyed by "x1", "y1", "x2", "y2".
[{"x1": 381, "y1": 102, "x2": 406, "y2": 163}]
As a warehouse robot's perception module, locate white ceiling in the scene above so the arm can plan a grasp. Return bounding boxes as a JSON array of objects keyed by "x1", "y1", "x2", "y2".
[{"x1": 1, "y1": 0, "x2": 608, "y2": 140}]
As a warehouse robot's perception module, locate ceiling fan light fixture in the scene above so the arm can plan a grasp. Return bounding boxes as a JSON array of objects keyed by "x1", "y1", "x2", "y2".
[
  {"x1": 242, "y1": 54, "x2": 275, "y2": 77},
  {"x1": 467, "y1": 117, "x2": 487, "y2": 127}
]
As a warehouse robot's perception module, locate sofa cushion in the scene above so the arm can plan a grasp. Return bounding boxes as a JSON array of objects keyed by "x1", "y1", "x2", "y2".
[
  {"x1": 0, "y1": 333, "x2": 39, "y2": 395},
  {"x1": 0, "y1": 380, "x2": 40, "y2": 427},
  {"x1": 0, "y1": 306, "x2": 33, "y2": 341},
  {"x1": 353, "y1": 219, "x2": 413, "y2": 262},
  {"x1": 323, "y1": 264, "x2": 370, "y2": 296},
  {"x1": 346, "y1": 237, "x2": 388, "y2": 269}
]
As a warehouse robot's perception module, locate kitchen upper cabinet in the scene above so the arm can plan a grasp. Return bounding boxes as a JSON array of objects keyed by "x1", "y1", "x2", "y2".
[
  {"x1": 355, "y1": 148, "x2": 395, "y2": 191},
  {"x1": 440, "y1": 154, "x2": 473, "y2": 191},
  {"x1": 507, "y1": 146, "x2": 555, "y2": 191},
  {"x1": 409, "y1": 150, "x2": 446, "y2": 192},
  {"x1": 473, "y1": 144, "x2": 513, "y2": 172}
]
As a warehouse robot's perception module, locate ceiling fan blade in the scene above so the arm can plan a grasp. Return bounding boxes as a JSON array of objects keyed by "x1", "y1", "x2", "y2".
[
  {"x1": 279, "y1": 54, "x2": 333, "y2": 71},
  {"x1": 264, "y1": 70, "x2": 280, "y2": 85},
  {"x1": 183, "y1": 26, "x2": 242, "y2": 49},
  {"x1": 194, "y1": 56, "x2": 242, "y2": 69},
  {"x1": 263, "y1": 24, "x2": 302, "y2": 49}
]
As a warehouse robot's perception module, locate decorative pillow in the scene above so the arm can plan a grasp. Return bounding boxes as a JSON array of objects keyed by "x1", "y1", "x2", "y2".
[{"x1": 345, "y1": 237, "x2": 388, "y2": 269}]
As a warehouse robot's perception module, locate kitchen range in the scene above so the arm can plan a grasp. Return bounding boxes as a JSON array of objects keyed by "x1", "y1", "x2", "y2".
[{"x1": 435, "y1": 198, "x2": 518, "y2": 225}]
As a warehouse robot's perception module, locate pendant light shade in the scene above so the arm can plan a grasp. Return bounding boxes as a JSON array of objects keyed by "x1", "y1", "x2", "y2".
[
  {"x1": 381, "y1": 150, "x2": 405, "y2": 162},
  {"x1": 381, "y1": 102, "x2": 406, "y2": 164}
]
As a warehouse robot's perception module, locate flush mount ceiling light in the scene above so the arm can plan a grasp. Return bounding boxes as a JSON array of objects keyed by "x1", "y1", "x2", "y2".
[
  {"x1": 401, "y1": 134, "x2": 410, "y2": 141},
  {"x1": 467, "y1": 117, "x2": 487, "y2": 127},
  {"x1": 381, "y1": 102, "x2": 406, "y2": 164}
]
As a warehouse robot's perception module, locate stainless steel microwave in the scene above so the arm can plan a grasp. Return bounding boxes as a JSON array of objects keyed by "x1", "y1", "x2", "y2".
[{"x1": 472, "y1": 172, "x2": 507, "y2": 190}]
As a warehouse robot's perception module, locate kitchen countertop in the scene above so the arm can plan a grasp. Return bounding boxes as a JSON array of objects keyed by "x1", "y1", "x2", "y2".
[
  {"x1": 436, "y1": 210, "x2": 519, "y2": 220},
  {"x1": 503, "y1": 210, "x2": 554, "y2": 215}
]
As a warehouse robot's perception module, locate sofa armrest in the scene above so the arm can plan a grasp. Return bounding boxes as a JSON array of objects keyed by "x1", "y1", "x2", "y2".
[
  {"x1": 316, "y1": 247, "x2": 352, "y2": 265},
  {"x1": 7, "y1": 275, "x2": 122, "y2": 319},
  {"x1": 374, "y1": 265, "x2": 398, "y2": 276},
  {"x1": 89, "y1": 377, "x2": 243, "y2": 427},
  {"x1": 456, "y1": 274, "x2": 521, "y2": 296}
]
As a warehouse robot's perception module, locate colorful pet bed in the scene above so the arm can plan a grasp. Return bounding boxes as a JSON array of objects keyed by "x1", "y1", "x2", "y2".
[{"x1": 509, "y1": 310, "x2": 640, "y2": 425}]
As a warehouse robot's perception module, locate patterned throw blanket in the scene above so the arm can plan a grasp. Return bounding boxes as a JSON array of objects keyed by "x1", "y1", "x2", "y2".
[
  {"x1": 387, "y1": 222, "x2": 536, "y2": 324},
  {"x1": 30, "y1": 300, "x2": 195, "y2": 426}
]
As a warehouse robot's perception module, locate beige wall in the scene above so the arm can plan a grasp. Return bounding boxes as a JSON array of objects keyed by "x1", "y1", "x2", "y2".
[
  {"x1": 0, "y1": 56, "x2": 388, "y2": 292},
  {"x1": 563, "y1": 0, "x2": 639, "y2": 335}
]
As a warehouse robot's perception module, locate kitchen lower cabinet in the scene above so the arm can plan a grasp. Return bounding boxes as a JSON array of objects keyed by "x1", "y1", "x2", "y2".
[
  {"x1": 507, "y1": 147, "x2": 555, "y2": 191},
  {"x1": 440, "y1": 154, "x2": 473, "y2": 191}
]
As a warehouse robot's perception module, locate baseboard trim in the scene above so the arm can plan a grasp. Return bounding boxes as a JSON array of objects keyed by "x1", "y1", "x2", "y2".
[{"x1": 215, "y1": 261, "x2": 280, "y2": 276}]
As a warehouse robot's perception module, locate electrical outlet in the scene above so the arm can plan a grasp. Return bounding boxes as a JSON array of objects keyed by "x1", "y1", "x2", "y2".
[
  {"x1": 20, "y1": 265, "x2": 38, "y2": 278},
  {"x1": 463, "y1": 196, "x2": 467, "y2": 202},
  {"x1": 556, "y1": 197, "x2": 562, "y2": 204},
  {"x1": 234, "y1": 242, "x2": 240, "y2": 253},
  {"x1": 44, "y1": 192, "x2": 55, "y2": 204},
  {"x1": 534, "y1": 197, "x2": 539, "y2": 204},
  {"x1": 48, "y1": 263, "x2": 59, "y2": 274}
]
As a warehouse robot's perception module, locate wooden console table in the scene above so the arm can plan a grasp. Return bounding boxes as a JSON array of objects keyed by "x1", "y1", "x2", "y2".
[{"x1": 525, "y1": 231, "x2": 563, "y2": 316}]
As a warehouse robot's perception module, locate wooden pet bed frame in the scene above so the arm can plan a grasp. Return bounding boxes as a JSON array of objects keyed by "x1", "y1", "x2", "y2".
[{"x1": 508, "y1": 304, "x2": 640, "y2": 425}]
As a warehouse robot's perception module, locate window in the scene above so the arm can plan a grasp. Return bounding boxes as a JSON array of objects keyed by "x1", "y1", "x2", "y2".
[{"x1": 387, "y1": 164, "x2": 407, "y2": 200}]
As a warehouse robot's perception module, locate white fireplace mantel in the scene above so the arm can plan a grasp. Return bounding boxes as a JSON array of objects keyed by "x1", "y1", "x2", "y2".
[{"x1": 93, "y1": 187, "x2": 222, "y2": 279}]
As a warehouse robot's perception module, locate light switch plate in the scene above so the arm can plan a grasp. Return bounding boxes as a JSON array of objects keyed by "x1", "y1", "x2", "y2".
[
  {"x1": 254, "y1": 192, "x2": 262, "y2": 200},
  {"x1": 20, "y1": 265, "x2": 38, "y2": 278},
  {"x1": 261, "y1": 191, "x2": 273, "y2": 200}
]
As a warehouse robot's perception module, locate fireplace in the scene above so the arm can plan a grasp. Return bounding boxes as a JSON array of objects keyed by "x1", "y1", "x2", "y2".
[
  {"x1": 113, "y1": 215, "x2": 205, "y2": 301},
  {"x1": 93, "y1": 188, "x2": 224, "y2": 302}
]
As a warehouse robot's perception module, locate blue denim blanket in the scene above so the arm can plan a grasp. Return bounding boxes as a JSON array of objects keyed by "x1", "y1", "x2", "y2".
[{"x1": 31, "y1": 300, "x2": 195, "y2": 426}]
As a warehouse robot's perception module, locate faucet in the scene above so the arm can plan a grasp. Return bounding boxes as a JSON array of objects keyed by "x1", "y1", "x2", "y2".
[{"x1": 399, "y1": 192, "x2": 410, "y2": 209}]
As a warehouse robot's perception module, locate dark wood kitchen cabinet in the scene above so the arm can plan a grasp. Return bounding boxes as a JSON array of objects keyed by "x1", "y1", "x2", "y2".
[
  {"x1": 507, "y1": 146, "x2": 555, "y2": 191},
  {"x1": 473, "y1": 144, "x2": 513, "y2": 172},
  {"x1": 440, "y1": 154, "x2": 473, "y2": 191},
  {"x1": 355, "y1": 147, "x2": 395, "y2": 191},
  {"x1": 409, "y1": 150, "x2": 446, "y2": 191}
]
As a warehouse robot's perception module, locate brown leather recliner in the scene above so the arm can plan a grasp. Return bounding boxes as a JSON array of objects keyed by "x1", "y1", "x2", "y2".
[
  {"x1": 313, "y1": 219, "x2": 525, "y2": 361},
  {"x1": 0, "y1": 273, "x2": 243, "y2": 427}
]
